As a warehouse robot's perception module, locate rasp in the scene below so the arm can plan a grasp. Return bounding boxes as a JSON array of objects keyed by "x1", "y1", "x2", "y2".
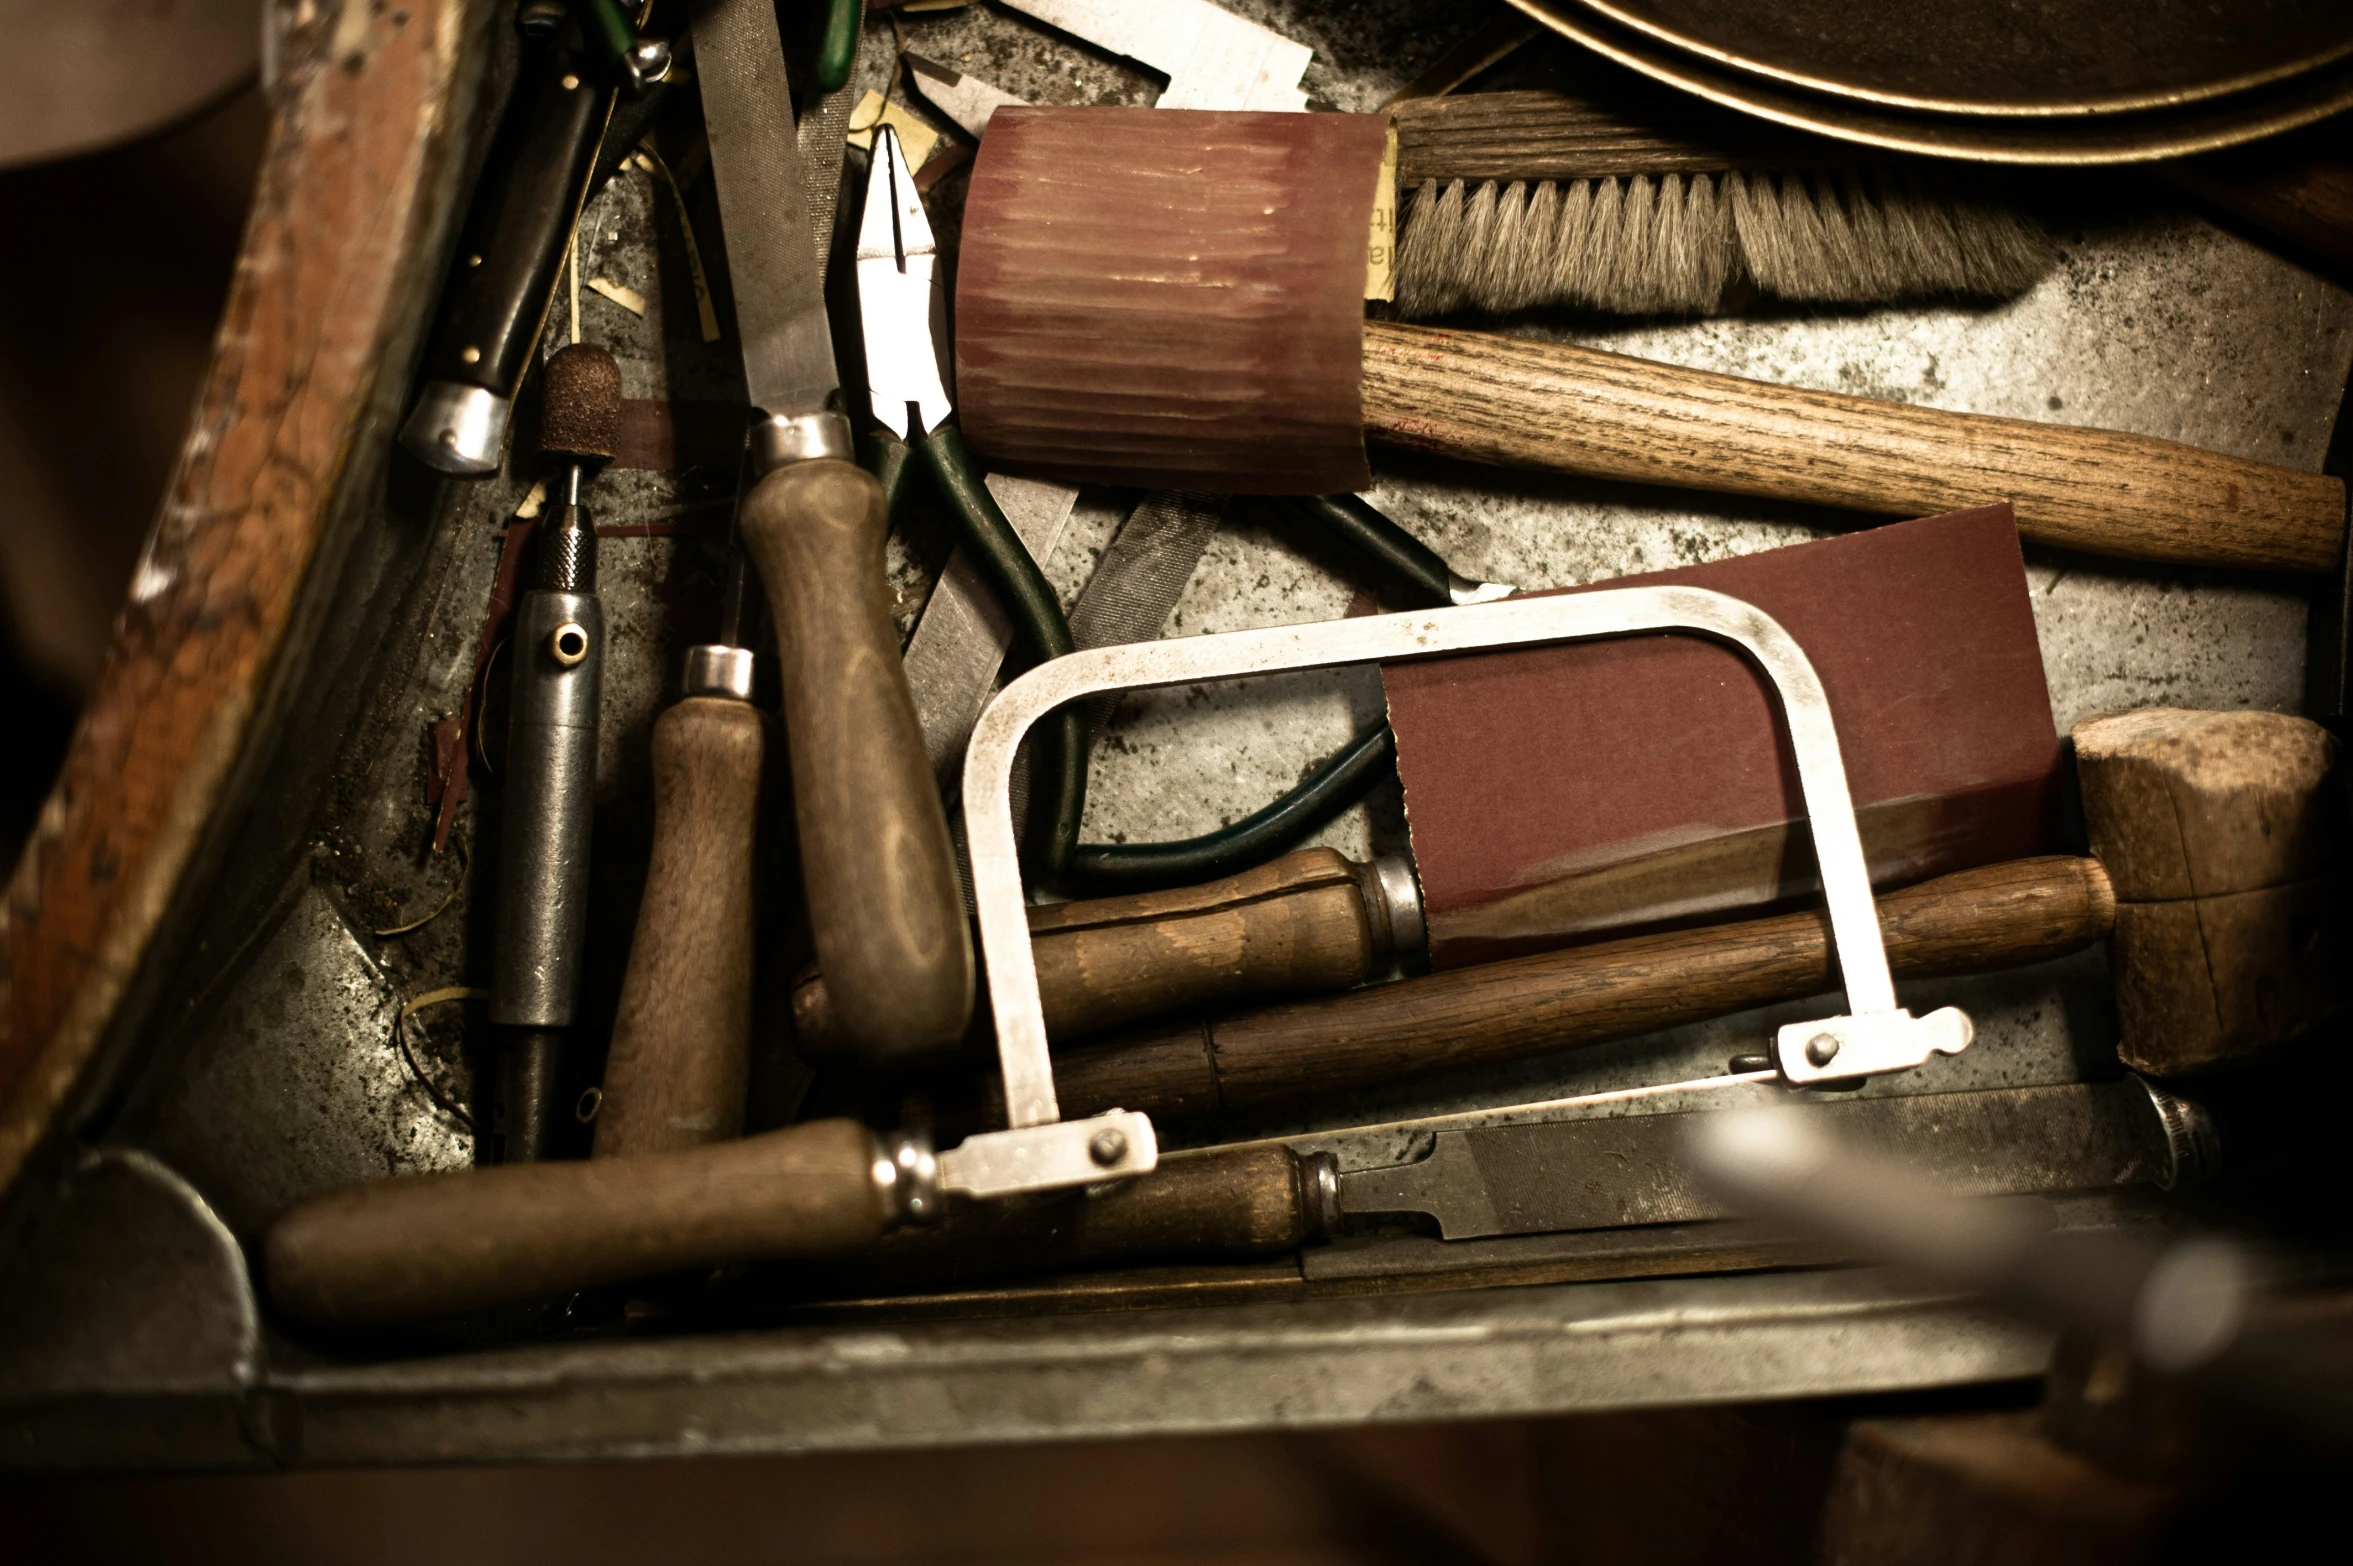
[{"x1": 695, "y1": 0, "x2": 971, "y2": 1068}]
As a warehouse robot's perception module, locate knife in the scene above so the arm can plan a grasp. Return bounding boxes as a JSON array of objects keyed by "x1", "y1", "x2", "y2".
[{"x1": 694, "y1": 0, "x2": 971, "y2": 1067}]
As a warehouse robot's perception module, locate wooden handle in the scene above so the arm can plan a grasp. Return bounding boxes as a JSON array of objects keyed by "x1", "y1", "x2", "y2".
[
  {"x1": 794, "y1": 1145, "x2": 1314, "y2": 1296},
  {"x1": 1360, "y1": 320, "x2": 2347, "y2": 575},
  {"x1": 738, "y1": 458, "x2": 973, "y2": 1068},
  {"x1": 596, "y1": 697, "x2": 763, "y2": 1157},
  {"x1": 1054, "y1": 856, "x2": 2116, "y2": 1121},
  {"x1": 265, "y1": 1119, "x2": 887, "y2": 1327},
  {"x1": 789, "y1": 848, "x2": 1387, "y2": 1059}
]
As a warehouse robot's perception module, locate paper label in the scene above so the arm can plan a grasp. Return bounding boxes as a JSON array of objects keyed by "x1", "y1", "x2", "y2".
[
  {"x1": 847, "y1": 90, "x2": 942, "y2": 169},
  {"x1": 1366, "y1": 119, "x2": 1397, "y2": 302}
]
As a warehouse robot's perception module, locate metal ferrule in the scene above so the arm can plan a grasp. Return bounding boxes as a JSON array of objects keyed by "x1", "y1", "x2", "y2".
[
  {"x1": 2136, "y1": 1076, "x2": 2221, "y2": 1191},
  {"x1": 535, "y1": 498, "x2": 597, "y2": 593},
  {"x1": 682, "y1": 643, "x2": 755, "y2": 701},
  {"x1": 1365, "y1": 853, "x2": 1428, "y2": 967},
  {"x1": 873, "y1": 1130, "x2": 941, "y2": 1228},
  {"x1": 399, "y1": 381, "x2": 510, "y2": 476},
  {"x1": 1300, "y1": 1151, "x2": 1341, "y2": 1242},
  {"x1": 748, "y1": 410, "x2": 854, "y2": 474},
  {"x1": 490, "y1": 589, "x2": 604, "y2": 1029}
]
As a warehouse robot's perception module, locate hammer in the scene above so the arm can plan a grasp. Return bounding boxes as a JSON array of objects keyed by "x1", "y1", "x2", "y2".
[{"x1": 895, "y1": 708, "x2": 2344, "y2": 1127}]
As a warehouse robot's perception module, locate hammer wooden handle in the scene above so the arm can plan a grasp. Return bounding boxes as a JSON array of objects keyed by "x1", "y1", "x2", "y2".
[
  {"x1": 1053, "y1": 856, "x2": 2117, "y2": 1122},
  {"x1": 596, "y1": 697, "x2": 762, "y2": 1157},
  {"x1": 265, "y1": 1119, "x2": 889, "y2": 1327},
  {"x1": 791, "y1": 848, "x2": 1396, "y2": 1057},
  {"x1": 1361, "y1": 321, "x2": 2347, "y2": 575},
  {"x1": 739, "y1": 459, "x2": 973, "y2": 1069}
]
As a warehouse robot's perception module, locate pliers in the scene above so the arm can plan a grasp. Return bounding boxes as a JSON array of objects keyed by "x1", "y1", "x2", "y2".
[
  {"x1": 855, "y1": 127, "x2": 1516, "y2": 893},
  {"x1": 856, "y1": 126, "x2": 1088, "y2": 878}
]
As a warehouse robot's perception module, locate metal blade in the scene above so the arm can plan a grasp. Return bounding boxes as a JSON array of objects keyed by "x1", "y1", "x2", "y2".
[
  {"x1": 905, "y1": 53, "x2": 1024, "y2": 140},
  {"x1": 857, "y1": 128, "x2": 952, "y2": 440},
  {"x1": 695, "y1": 0, "x2": 839, "y2": 420},
  {"x1": 1336, "y1": 1083, "x2": 2169, "y2": 1241},
  {"x1": 1001, "y1": 0, "x2": 1311, "y2": 110}
]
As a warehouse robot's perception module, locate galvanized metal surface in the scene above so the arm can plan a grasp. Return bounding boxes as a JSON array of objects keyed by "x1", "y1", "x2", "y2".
[{"x1": 0, "y1": 0, "x2": 2345, "y2": 1469}]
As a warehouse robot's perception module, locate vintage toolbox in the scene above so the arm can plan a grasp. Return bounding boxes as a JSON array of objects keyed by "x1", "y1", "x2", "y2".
[{"x1": 2, "y1": 0, "x2": 2348, "y2": 1468}]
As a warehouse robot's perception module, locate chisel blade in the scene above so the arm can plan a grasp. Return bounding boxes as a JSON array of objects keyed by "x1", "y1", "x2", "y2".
[
  {"x1": 1335, "y1": 1083, "x2": 2168, "y2": 1241},
  {"x1": 695, "y1": 0, "x2": 840, "y2": 421}
]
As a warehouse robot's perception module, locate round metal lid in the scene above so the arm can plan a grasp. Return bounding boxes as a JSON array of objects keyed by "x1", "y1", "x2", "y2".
[
  {"x1": 1520, "y1": 0, "x2": 2353, "y2": 164},
  {"x1": 2, "y1": 0, "x2": 261, "y2": 171},
  {"x1": 1536, "y1": 0, "x2": 2353, "y2": 119}
]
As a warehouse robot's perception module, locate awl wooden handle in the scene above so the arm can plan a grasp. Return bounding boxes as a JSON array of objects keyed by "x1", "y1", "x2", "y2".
[
  {"x1": 739, "y1": 459, "x2": 973, "y2": 1068},
  {"x1": 265, "y1": 1119, "x2": 889, "y2": 1327},
  {"x1": 596, "y1": 696, "x2": 763, "y2": 1157},
  {"x1": 791, "y1": 848, "x2": 1398, "y2": 1058},
  {"x1": 1053, "y1": 856, "x2": 2117, "y2": 1122},
  {"x1": 1361, "y1": 321, "x2": 2348, "y2": 575}
]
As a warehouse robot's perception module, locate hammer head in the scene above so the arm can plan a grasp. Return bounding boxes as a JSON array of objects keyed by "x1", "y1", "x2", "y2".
[
  {"x1": 2076, "y1": 708, "x2": 2347, "y2": 1075},
  {"x1": 538, "y1": 344, "x2": 623, "y2": 468}
]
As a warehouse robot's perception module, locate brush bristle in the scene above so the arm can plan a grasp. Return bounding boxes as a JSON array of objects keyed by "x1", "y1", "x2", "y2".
[{"x1": 1395, "y1": 166, "x2": 2056, "y2": 319}]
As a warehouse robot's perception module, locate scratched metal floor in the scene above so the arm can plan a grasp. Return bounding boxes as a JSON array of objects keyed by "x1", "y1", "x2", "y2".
[{"x1": 2, "y1": 1, "x2": 2346, "y2": 1467}]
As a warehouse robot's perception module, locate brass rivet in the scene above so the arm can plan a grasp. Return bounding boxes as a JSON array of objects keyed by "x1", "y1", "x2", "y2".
[
  {"x1": 561, "y1": 72, "x2": 580, "y2": 91},
  {"x1": 459, "y1": 345, "x2": 481, "y2": 365},
  {"x1": 467, "y1": 253, "x2": 484, "y2": 268}
]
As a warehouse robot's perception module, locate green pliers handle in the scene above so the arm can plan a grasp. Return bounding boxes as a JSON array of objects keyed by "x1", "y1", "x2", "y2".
[
  {"x1": 880, "y1": 426, "x2": 1089, "y2": 880},
  {"x1": 817, "y1": 0, "x2": 860, "y2": 92}
]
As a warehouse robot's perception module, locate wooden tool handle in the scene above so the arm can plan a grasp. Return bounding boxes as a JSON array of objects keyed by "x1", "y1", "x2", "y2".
[
  {"x1": 265, "y1": 1119, "x2": 888, "y2": 1327},
  {"x1": 1054, "y1": 856, "x2": 2116, "y2": 1121},
  {"x1": 596, "y1": 697, "x2": 763, "y2": 1158},
  {"x1": 797, "y1": 1144, "x2": 1316, "y2": 1296},
  {"x1": 738, "y1": 458, "x2": 973, "y2": 1068},
  {"x1": 1360, "y1": 321, "x2": 2348, "y2": 575},
  {"x1": 790, "y1": 848, "x2": 1390, "y2": 1058}
]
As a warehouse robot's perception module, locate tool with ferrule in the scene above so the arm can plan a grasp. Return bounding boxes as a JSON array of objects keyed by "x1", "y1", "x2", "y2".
[
  {"x1": 593, "y1": 544, "x2": 764, "y2": 1158},
  {"x1": 266, "y1": 587, "x2": 1963, "y2": 1326},
  {"x1": 489, "y1": 343, "x2": 619, "y2": 1162},
  {"x1": 991, "y1": 705, "x2": 2344, "y2": 1129},
  {"x1": 400, "y1": 2, "x2": 669, "y2": 475},
  {"x1": 781, "y1": 1077, "x2": 2211, "y2": 1296},
  {"x1": 692, "y1": 0, "x2": 970, "y2": 1069}
]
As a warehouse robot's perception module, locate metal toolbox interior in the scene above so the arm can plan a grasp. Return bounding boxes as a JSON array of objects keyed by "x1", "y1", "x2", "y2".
[{"x1": 2, "y1": 0, "x2": 2346, "y2": 1470}]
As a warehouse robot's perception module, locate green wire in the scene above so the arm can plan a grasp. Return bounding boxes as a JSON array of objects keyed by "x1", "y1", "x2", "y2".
[
  {"x1": 1064, "y1": 724, "x2": 1396, "y2": 894},
  {"x1": 817, "y1": 0, "x2": 861, "y2": 92},
  {"x1": 571, "y1": 0, "x2": 637, "y2": 76}
]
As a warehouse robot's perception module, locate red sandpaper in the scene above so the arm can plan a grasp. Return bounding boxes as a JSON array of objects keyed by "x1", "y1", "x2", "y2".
[
  {"x1": 955, "y1": 107, "x2": 1386, "y2": 494},
  {"x1": 1382, "y1": 506, "x2": 2060, "y2": 969}
]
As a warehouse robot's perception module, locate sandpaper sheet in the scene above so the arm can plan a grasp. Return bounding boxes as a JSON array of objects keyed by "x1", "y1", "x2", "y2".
[
  {"x1": 1382, "y1": 506, "x2": 2060, "y2": 969},
  {"x1": 955, "y1": 107, "x2": 1386, "y2": 493}
]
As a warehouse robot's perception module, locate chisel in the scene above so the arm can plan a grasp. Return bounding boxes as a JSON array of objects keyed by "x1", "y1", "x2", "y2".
[{"x1": 693, "y1": 0, "x2": 971, "y2": 1067}]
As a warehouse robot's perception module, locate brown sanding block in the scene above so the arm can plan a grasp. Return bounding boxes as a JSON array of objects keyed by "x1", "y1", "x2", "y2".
[
  {"x1": 955, "y1": 107, "x2": 1388, "y2": 493},
  {"x1": 1384, "y1": 505, "x2": 2061, "y2": 968}
]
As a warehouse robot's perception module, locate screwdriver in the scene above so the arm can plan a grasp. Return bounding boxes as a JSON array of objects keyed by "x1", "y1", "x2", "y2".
[{"x1": 489, "y1": 343, "x2": 619, "y2": 1161}]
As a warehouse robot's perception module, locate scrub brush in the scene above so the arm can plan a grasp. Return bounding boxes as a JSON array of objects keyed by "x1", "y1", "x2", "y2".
[{"x1": 1390, "y1": 90, "x2": 2058, "y2": 318}]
